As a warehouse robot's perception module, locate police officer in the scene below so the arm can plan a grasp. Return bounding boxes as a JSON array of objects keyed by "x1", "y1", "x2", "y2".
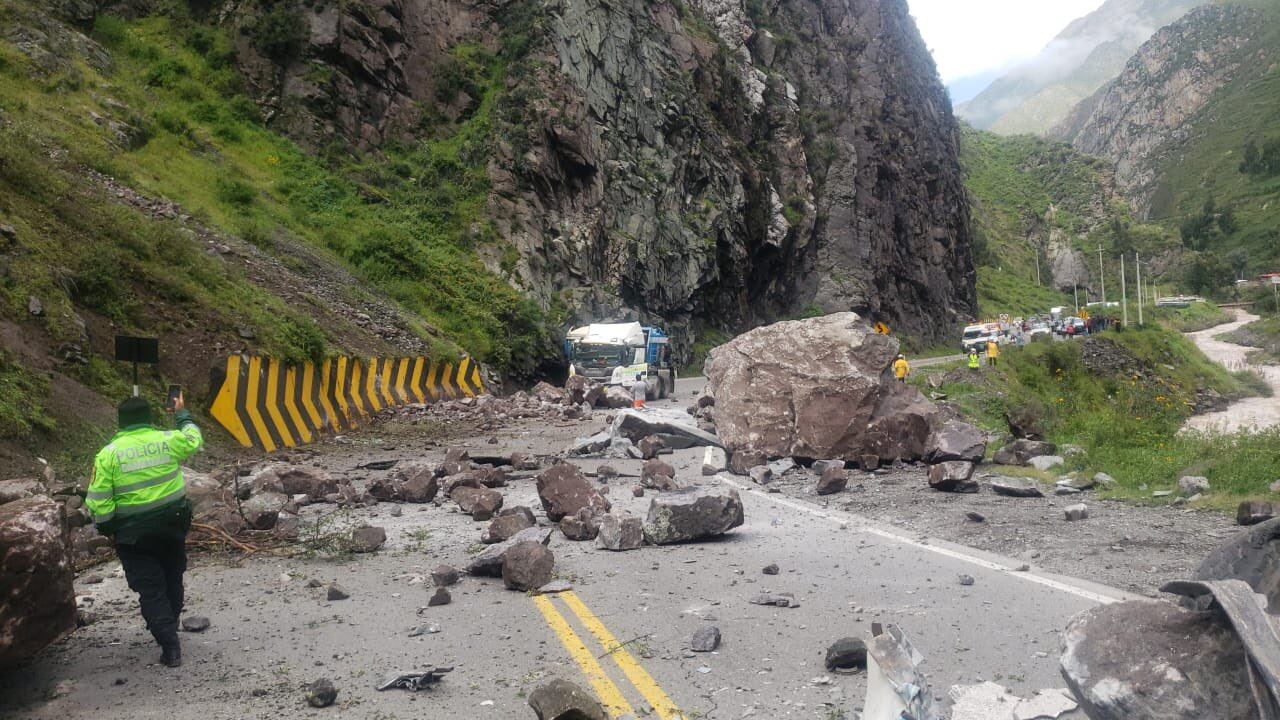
[{"x1": 86, "y1": 392, "x2": 203, "y2": 667}]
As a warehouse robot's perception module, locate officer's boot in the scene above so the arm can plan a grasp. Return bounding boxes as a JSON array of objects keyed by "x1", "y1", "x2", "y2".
[{"x1": 160, "y1": 642, "x2": 182, "y2": 667}]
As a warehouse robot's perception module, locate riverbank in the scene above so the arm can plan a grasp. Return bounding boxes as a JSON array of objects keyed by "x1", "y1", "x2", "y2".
[{"x1": 1185, "y1": 309, "x2": 1280, "y2": 433}]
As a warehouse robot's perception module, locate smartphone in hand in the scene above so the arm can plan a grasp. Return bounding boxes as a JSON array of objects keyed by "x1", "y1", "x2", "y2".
[{"x1": 165, "y1": 384, "x2": 182, "y2": 412}]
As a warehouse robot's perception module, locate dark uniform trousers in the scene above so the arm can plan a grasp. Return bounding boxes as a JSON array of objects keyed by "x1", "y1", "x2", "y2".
[{"x1": 116, "y1": 536, "x2": 187, "y2": 647}]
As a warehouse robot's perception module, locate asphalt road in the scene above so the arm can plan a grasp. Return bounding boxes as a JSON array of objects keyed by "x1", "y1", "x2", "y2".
[{"x1": 2, "y1": 377, "x2": 1121, "y2": 719}]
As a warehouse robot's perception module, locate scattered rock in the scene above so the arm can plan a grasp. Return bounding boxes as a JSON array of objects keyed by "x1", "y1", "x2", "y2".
[
  {"x1": 990, "y1": 480, "x2": 1044, "y2": 498},
  {"x1": 965, "y1": 511, "x2": 986, "y2": 523},
  {"x1": 631, "y1": 486, "x2": 644, "y2": 498},
  {"x1": 749, "y1": 593, "x2": 795, "y2": 608},
  {"x1": 1178, "y1": 475, "x2": 1211, "y2": 496},
  {"x1": 642, "y1": 487, "x2": 745, "y2": 545},
  {"x1": 484, "y1": 511, "x2": 535, "y2": 544},
  {"x1": 467, "y1": 527, "x2": 554, "y2": 576},
  {"x1": 958, "y1": 574, "x2": 975, "y2": 586},
  {"x1": 701, "y1": 447, "x2": 727, "y2": 476},
  {"x1": 637, "y1": 435, "x2": 667, "y2": 460},
  {"x1": 27, "y1": 296, "x2": 42, "y2": 316},
  {"x1": 993, "y1": 439, "x2": 1058, "y2": 466},
  {"x1": 560, "y1": 509, "x2": 601, "y2": 541},
  {"x1": 728, "y1": 449, "x2": 767, "y2": 476},
  {"x1": 1063, "y1": 504, "x2": 1089, "y2": 521},
  {"x1": 326, "y1": 583, "x2": 350, "y2": 601},
  {"x1": 537, "y1": 464, "x2": 611, "y2": 522},
  {"x1": 1092, "y1": 472, "x2": 1117, "y2": 489},
  {"x1": 528, "y1": 679, "x2": 607, "y2": 720},
  {"x1": 597, "y1": 514, "x2": 644, "y2": 551},
  {"x1": 815, "y1": 467, "x2": 848, "y2": 495},
  {"x1": 0, "y1": 496, "x2": 76, "y2": 669},
  {"x1": 451, "y1": 486, "x2": 504, "y2": 521},
  {"x1": 762, "y1": 563, "x2": 779, "y2": 575},
  {"x1": 640, "y1": 458, "x2": 678, "y2": 491},
  {"x1": 595, "y1": 465, "x2": 618, "y2": 481},
  {"x1": 927, "y1": 461, "x2": 977, "y2": 493},
  {"x1": 181, "y1": 616, "x2": 210, "y2": 633},
  {"x1": 860, "y1": 454, "x2": 880, "y2": 472},
  {"x1": 691, "y1": 626, "x2": 721, "y2": 652},
  {"x1": 349, "y1": 526, "x2": 387, "y2": 553},
  {"x1": 428, "y1": 587, "x2": 451, "y2": 606},
  {"x1": 537, "y1": 580, "x2": 573, "y2": 595},
  {"x1": 748, "y1": 465, "x2": 773, "y2": 485},
  {"x1": 1237, "y1": 500, "x2": 1275, "y2": 526},
  {"x1": 824, "y1": 637, "x2": 867, "y2": 674},
  {"x1": 305, "y1": 678, "x2": 338, "y2": 708},
  {"x1": 1028, "y1": 455, "x2": 1065, "y2": 471},
  {"x1": 0, "y1": 478, "x2": 46, "y2": 505},
  {"x1": 1060, "y1": 600, "x2": 1254, "y2": 720},
  {"x1": 924, "y1": 419, "x2": 987, "y2": 463},
  {"x1": 432, "y1": 565, "x2": 461, "y2": 587}
]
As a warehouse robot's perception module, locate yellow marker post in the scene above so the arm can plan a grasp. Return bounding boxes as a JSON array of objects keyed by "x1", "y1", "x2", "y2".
[
  {"x1": 209, "y1": 356, "x2": 251, "y2": 447},
  {"x1": 532, "y1": 596, "x2": 636, "y2": 718},
  {"x1": 561, "y1": 592, "x2": 685, "y2": 720}
]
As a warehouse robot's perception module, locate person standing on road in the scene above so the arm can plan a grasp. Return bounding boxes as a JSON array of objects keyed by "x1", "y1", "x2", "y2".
[
  {"x1": 986, "y1": 339, "x2": 1000, "y2": 367},
  {"x1": 892, "y1": 354, "x2": 910, "y2": 383},
  {"x1": 86, "y1": 393, "x2": 203, "y2": 668},
  {"x1": 968, "y1": 348, "x2": 981, "y2": 371},
  {"x1": 631, "y1": 373, "x2": 648, "y2": 409}
]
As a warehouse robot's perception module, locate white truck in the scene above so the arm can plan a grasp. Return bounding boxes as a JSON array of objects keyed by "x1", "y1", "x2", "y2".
[{"x1": 564, "y1": 322, "x2": 676, "y2": 400}]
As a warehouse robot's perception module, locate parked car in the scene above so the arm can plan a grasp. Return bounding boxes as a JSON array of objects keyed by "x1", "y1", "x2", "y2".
[{"x1": 1028, "y1": 323, "x2": 1052, "y2": 341}]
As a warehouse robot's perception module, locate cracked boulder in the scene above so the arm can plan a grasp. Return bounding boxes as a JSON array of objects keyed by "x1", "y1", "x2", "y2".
[
  {"x1": 643, "y1": 487, "x2": 744, "y2": 545},
  {"x1": 1194, "y1": 517, "x2": 1280, "y2": 613},
  {"x1": 706, "y1": 313, "x2": 941, "y2": 462},
  {"x1": 1060, "y1": 600, "x2": 1254, "y2": 720},
  {"x1": 536, "y1": 463, "x2": 610, "y2": 522},
  {"x1": 0, "y1": 496, "x2": 76, "y2": 669},
  {"x1": 924, "y1": 419, "x2": 987, "y2": 463}
]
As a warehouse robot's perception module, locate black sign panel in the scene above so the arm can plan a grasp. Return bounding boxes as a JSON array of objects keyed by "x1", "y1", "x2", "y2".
[{"x1": 115, "y1": 336, "x2": 159, "y2": 364}]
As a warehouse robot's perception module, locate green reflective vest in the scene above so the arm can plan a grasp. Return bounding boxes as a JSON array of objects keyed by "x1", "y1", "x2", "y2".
[
  {"x1": 87, "y1": 410, "x2": 203, "y2": 540},
  {"x1": 968, "y1": 353, "x2": 981, "y2": 369}
]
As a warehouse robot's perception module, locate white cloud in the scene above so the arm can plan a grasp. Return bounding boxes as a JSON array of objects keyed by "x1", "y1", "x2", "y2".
[{"x1": 907, "y1": 0, "x2": 1108, "y2": 82}]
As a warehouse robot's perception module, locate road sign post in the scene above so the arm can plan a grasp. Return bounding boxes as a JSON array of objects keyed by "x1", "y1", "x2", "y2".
[{"x1": 114, "y1": 336, "x2": 159, "y2": 397}]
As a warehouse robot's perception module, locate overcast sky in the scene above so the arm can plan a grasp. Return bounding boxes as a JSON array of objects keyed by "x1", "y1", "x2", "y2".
[{"x1": 907, "y1": 0, "x2": 1107, "y2": 83}]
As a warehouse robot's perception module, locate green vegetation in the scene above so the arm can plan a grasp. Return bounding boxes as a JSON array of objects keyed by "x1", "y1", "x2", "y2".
[
  {"x1": 960, "y1": 125, "x2": 1178, "y2": 317},
  {"x1": 1148, "y1": 1, "x2": 1280, "y2": 274},
  {"x1": 685, "y1": 327, "x2": 731, "y2": 375},
  {"x1": 0, "y1": 352, "x2": 55, "y2": 437},
  {"x1": 1147, "y1": 300, "x2": 1232, "y2": 333},
  {"x1": 0, "y1": 4, "x2": 555, "y2": 379},
  {"x1": 917, "y1": 325, "x2": 1278, "y2": 507}
]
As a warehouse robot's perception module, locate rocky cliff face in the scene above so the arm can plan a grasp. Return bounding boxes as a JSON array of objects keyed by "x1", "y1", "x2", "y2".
[
  {"x1": 196, "y1": 0, "x2": 975, "y2": 353},
  {"x1": 1053, "y1": 5, "x2": 1265, "y2": 217}
]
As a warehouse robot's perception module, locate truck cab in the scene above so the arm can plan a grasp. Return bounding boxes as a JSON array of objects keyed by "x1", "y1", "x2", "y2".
[{"x1": 565, "y1": 322, "x2": 676, "y2": 400}]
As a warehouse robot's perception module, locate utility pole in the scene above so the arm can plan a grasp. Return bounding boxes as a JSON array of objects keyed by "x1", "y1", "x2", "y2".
[
  {"x1": 1121, "y1": 254, "x2": 1128, "y2": 327},
  {"x1": 1097, "y1": 245, "x2": 1107, "y2": 306},
  {"x1": 1136, "y1": 253, "x2": 1144, "y2": 326},
  {"x1": 1073, "y1": 280, "x2": 1080, "y2": 316}
]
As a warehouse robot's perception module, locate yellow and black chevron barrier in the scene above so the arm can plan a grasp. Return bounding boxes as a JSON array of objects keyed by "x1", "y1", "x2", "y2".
[{"x1": 209, "y1": 355, "x2": 483, "y2": 452}]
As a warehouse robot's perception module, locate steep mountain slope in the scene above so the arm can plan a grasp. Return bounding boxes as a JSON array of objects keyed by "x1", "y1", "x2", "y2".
[
  {"x1": 1053, "y1": 1, "x2": 1280, "y2": 270},
  {"x1": 961, "y1": 125, "x2": 1179, "y2": 315},
  {"x1": 0, "y1": 0, "x2": 977, "y2": 473},
  {"x1": 220, "y1": 0, "x2": 976, "y2": 347},
  {"x1": 957, "y1": 0, "x2": 1203, "y2": 136}
]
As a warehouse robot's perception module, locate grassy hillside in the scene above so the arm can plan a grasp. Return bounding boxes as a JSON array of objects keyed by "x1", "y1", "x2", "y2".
[
  {"x1": 917, "y1": 325, "x2": 1277, "y2": 508},
  {"x1": 1147, "y1": 0, "x2": 1280, "y2": 273},
  {"x1": 961, "y1": 125, "x2": 1180, "y2": 317},
  {"x1": 0, "y1": 2, "x2": 558, "y2": 475}
]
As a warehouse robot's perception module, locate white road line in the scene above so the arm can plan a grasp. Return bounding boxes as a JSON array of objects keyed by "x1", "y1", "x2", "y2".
[{"x1": 718, "y1": 475, "x2": 1132, "y2": 606}]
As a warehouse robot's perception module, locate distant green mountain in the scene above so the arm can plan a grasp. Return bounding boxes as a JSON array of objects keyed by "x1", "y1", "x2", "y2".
[
  {"x1": 1055, "y1": 0, "x2": 1280, "y2": 276},
  {"x1": 960, "y1": 126, "x2": 1179, "y2": 316},
  {"x1": 957, "y1": 0, "x2": 1204, "y2": 136}
]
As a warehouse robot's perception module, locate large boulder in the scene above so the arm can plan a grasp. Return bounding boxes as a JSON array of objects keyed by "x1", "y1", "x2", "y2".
[
  {"x1": 706, "y1": 313, "x2": 941, "y2": 462},
  {"x1": 502, "y1": 541, "x2": 555, "y2": 591},
  {"x1": 643, "y1": 487, "x2": 744, "y2": 545},
  {"x1": 0, "y1": 496, "x2": 77, "y2": 669},
  {"x1": 0, "y1": 478, "x2": 47, "y2": 505},
  {"x1": 536, "y1": 464, "x2": 610, "y2": 522},
  {"x1": 927, "y1": 462, "x2": 977, "y2": 493},
  {"x1": 924, "y1": 420, "x2": 987, "y2": 463},
  {"x1": 1194, "y1": 518, "x2": 1280, "y2": 613},
  {"x1": 610, "y1": 409, "x2": 721, "y2": 449},
  {"x1": 251, "y1": 464, "x2": 338, "y2": 497},
  {"x1": 1060, "y1": 600, "x2": 1254, "y2": 720}
]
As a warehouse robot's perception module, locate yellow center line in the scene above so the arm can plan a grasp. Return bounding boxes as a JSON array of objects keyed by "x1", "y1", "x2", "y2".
[
  {"x1": 560, "y1": 591, "x2": 685, "y2": 720},
  {"x1": 532, "y1": 595, "x2": 637, "y2": 718}
]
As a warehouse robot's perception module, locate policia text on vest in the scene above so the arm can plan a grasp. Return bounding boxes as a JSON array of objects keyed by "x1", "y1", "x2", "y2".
[{"x1": 87, "y1": 394, "x2": 203, "y2": 668}]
